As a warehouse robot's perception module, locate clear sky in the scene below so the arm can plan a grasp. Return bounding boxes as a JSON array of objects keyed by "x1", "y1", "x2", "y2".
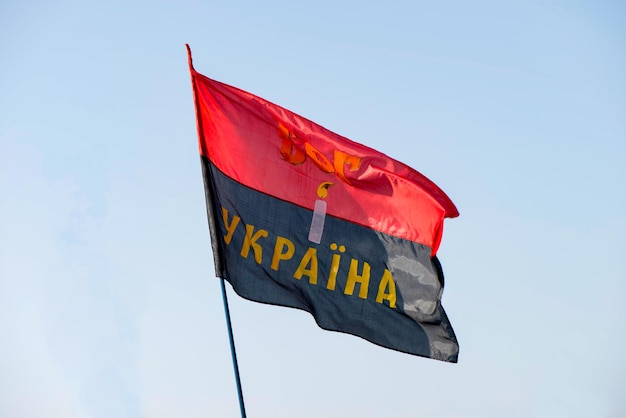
[{"x1": 1, "y1": 1, "x2": 625, "y2": 417}]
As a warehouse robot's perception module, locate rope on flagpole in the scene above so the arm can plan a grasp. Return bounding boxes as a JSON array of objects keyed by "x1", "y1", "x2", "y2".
[{"x1": 220, "y1": 278, "x2": 247, "y2": 418}]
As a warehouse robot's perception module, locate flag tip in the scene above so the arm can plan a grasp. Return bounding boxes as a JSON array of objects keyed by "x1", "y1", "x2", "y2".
[{"x1": 186, "y1": 44, "x2": 194, "y2": 71}]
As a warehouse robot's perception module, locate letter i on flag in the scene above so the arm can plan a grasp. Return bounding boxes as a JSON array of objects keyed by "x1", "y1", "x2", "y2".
[{"x1": 188, "y1": 46, "x2": 460, "y2": 362}]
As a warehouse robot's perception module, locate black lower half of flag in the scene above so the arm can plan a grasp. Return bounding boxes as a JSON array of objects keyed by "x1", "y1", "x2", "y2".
[{"x1": 201, "y1": 157, "x2": 458, "y2": 362}]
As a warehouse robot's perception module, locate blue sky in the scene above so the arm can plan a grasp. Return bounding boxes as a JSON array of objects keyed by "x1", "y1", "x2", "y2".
[{"x1": 1, "y1": 1, "x2": 625, "y2": 417}]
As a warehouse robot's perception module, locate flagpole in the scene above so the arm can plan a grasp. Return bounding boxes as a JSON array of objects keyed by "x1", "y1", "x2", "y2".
[
  {"x1": 187, "y1": 44, "x2": 247, "y2": 418},
  {"x1": 220, "y1": 277, "x2": 247, "y2": 418}
]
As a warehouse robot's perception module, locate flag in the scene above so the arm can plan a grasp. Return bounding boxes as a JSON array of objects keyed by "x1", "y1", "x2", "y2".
[{"x1": 188, "y1": 46, "x2": 459, "y2": 362}]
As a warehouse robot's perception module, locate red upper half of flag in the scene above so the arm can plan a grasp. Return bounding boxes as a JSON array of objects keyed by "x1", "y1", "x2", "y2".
[{"x1": 190, "y1": 66, "x2": 458, "y2": 255}]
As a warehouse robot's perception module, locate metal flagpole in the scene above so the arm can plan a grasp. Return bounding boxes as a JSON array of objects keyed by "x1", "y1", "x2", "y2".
[
  {"x1": 220, "y1": 278, "x2": 247, "y2": 418},
  {"x1": 187, "y1": 44, "x2": 246, "y2": 417}
]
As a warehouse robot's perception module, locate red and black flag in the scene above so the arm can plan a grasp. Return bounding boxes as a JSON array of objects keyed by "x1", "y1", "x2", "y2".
[{"x1": 188, "y1": 48, "x2": 460, "y2": 362}]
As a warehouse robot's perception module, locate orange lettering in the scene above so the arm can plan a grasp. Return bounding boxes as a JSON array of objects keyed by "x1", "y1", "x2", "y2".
[
  {"x1": 333, "y1": 150, "x2": 362, "y2": 184},
  {"x1": 304, "y1": 143, "x2": 334, "y2": 173},
  {"x1": 279, "y1": 124, "x2": 306, "y2": 165},
  {"x1": 277, "y1": 124, "x2": 362, "y2": 184}
]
